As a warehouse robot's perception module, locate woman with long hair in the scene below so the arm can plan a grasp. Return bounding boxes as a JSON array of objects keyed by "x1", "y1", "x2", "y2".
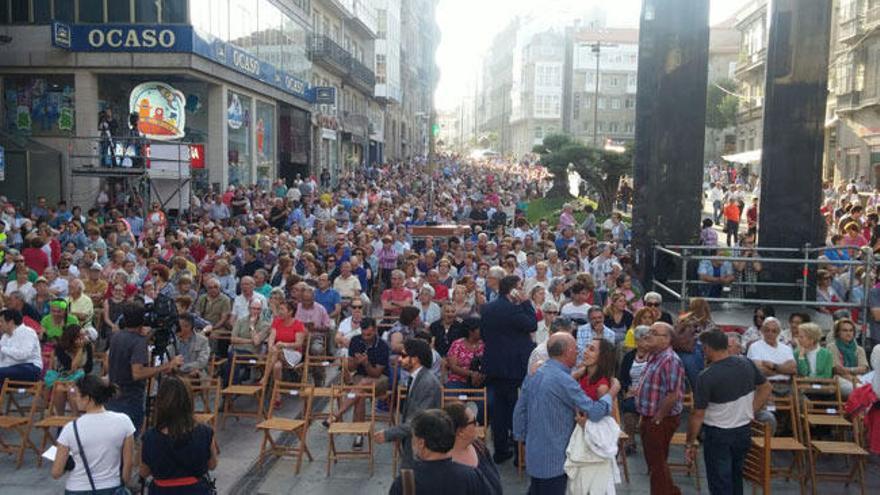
[
  {"x1": 573, "y1": 339, "x2": 617, "y2": 401},
  {"x1": 603, "y1": 291, "x2": 633, "y2": 345},
  {"x1": 46, "y1": 324, "x2": 94, "y2": 416},
  {"x1": 51, "y1": 375, "x2": 135, "y2": 494},
  {"x1": 140, "y1": 376, "x2": 219, "y2": 494}
]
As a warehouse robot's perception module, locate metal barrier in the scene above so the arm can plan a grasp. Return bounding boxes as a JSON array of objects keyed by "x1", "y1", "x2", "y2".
[{"x1": 651, "y1": 243, "x2": 874, "y2": 321}]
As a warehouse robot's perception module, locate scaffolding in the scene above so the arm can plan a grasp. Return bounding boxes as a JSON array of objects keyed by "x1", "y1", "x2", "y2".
[{"x1": 67, "y1": 136, "x2": 198, "y2": 218}]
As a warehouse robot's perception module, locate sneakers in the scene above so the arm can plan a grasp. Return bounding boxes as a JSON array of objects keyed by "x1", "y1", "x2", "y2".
[{"x1": 353, "y1": 435, "x2": 364, "y2": 450}]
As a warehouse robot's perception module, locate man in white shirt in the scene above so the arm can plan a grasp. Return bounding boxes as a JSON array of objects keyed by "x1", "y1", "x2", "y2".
[
  {"x1": 336, "y1": 300, "x2": 365, "y2": 356},
  {"x1": 0, "y1": 308, "x2": 42, "y2": 385},
  {"x1": 230, "y1": 276, "x2": 268, "y2": 326},
  {"x1": 746, "y1": 317, "x2": 797, "y2": 383},
  {"x1": 333, "y1": 261, "x2": 363, "y2": 301},
  {"x1": 707, "y1": 182, "x2": 724, "y2": 224}
]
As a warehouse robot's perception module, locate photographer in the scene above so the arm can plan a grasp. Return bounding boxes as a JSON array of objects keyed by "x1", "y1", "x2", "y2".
[
  {"x1": 106, "y1": 303, "x2": 182, "y2": 437},
  {"x1": 97, "y1": 108, "x2": 118, "y2": 168}
]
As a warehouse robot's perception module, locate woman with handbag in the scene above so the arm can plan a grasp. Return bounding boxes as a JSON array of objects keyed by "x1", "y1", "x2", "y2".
[
  {"x1": 51, "y1": 375, "x2": 135, "y2": 495},
  {"x1": 140, "y1": 375, "x2": 219, "y2": 494}
]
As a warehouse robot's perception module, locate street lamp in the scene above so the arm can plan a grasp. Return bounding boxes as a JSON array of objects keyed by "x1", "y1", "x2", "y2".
[{"x1": 584, "y1": 41, "x2": 617, "y2": 147}]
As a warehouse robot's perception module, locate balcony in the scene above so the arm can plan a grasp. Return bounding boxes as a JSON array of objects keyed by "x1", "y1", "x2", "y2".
[
  {"x1": 839, "y1": 16, "x2": 863, "y2": 44},
  {"x1": 734, "y1": 48, "x2": 766, "y2": 76},
  {"x1": 349, "y1": 0, "x2": 378, "y2": 38},
  {"x1": 347, "y1": 57, "x2": 376, "y2": 93},
  {"x1": 309, "y1": 35, "x2": 351, "y2": 77},
  {"x1": 836, "y1": 90, "x2": 862, "y2": 113},
  {"x1": 866, "y1": 6, "x2": 880, "y2": 30},
  {"x1": 736, "y1": 102, "x2": 763, "y2": 123}
]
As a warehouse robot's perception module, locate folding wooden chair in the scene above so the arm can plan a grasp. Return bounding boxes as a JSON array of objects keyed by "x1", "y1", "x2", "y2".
[
  {"x1": 793, "y1": 377, "x2": 851, "y2": 433},
  {"x1": 801, "y1": 399, "x2": 868, "y2": 495},
  {"x1": 440, "y1": 387, "x2": 488, "y2": 439},
  {"x1": 188, "y1": 377, "x2": 222, "y2": 432},
  {"x1": 744, "y1": 419, "x2": 772, "y2": 494},
  {"x1": 327, "y1": 383, "x2": 376, "y2": 476},
  {"x1": 669, "y1": 392, "x2": 701, "y2": 493},
  {"x1": 34, "y1": 380, "x2": 79, "y2": 467},
  {"x1": 391, "y1": 384, "x2": 408, "y2": 475},
  {"x1": 0, "y1": 380, "x2": 43, "y2": 468},
  {"x1": 220, "y1": 354, "x2": 270, "y2": 428},
  {"x1": 752, "y1": 395, "x2": 807, "y2": 493},
  {"x1": 256, "y1": 381, "x2": 314, "y2": 474},
  {"x1": 301, "y1": 353, "x2": 348, "y2": 422}
]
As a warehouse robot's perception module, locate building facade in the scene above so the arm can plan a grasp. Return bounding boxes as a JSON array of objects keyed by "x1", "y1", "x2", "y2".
[
  {"x1": 0, "y1": 0, "x2": 436, "y2": 207},
  {"x1": 705, "y1": 16, "x2": 741, "y2": 161},
  {"x1": 733, "y1": 0, "x2": 767, "y2": 154}
]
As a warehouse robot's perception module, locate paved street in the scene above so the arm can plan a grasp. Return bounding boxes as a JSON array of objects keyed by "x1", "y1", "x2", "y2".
[{"x1": 3, "y1": 388, "x2": 879, "y2": 494}]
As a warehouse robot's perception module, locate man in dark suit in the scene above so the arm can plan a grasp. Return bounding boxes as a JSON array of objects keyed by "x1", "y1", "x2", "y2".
[
  {"x1": 480, "y1": 275, "x2": 537, "y2": 464},
  {"x1": 374, "y1": 338, "x2": 441, "y2": 469}
]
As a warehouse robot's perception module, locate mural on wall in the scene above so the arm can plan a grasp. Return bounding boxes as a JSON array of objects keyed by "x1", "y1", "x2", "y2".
[
  {"x1": 3, "y1": 78, "x2": 75, "y2": 135},
  {"x1": 128, "y1": 81, "x2": 186, "y2": 140}
]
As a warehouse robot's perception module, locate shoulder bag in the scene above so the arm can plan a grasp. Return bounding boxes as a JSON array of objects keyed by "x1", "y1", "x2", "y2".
[{"x1": 73, "y1": 419, "x2": 131, "y2": 495}]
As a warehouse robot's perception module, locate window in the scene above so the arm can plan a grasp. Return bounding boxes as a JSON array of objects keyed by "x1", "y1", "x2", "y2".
[
  {"x1": 609, "y1": 122, "x2": 619, "y2": 132},
  {"x1": 54, "y1": 0, "x2": 74, "y2": 21},
  {"x1": 611, "y1": 98, "x2": 621, "y2": 110},
  {"x1": 584, "y1": 96, "x2": 591, "y2": 109},
  {"x1": 162, "y1": 0, "x2": 186, "y2": 23},
  {"x1": 78, "y1": 0, "x2": 103, "y2": 22},
  {"x1": 625, "y1": 122, "x2": 634, "y2": 134},
  {"x1": 33, "y1": 0, "x2": 51, "y2": 23},
  {"x1": 597, "y1": 97, "x2": 605, "y2": 109},
  {"x1": 107, "y1": 0, "x2": 131, "y2": 22},
  {"x1": 376, "y1": 54, "x2": 387, "y2": 84},
  {"x1": 596, "y1": 121, "x2": 604, "y2": 132},
  {"x1": 610, "y1": 76, "x2": 619, "y2": 87},
  {"x1": 625, "y1": 98, "x2": 634, "y2": 109},
  {"x1": 134, "y1": 0, "x2": 159, "y2": 22},
  {"x1": 534, "y1": 126, "x2": 543, "y2": 139},
  {"x1": 377, "y1": 9, "x2": 387, "y2": 38}
]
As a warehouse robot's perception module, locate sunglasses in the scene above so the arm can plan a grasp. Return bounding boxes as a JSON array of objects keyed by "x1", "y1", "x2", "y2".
[{"x1": 645, "y1": 302, "x2": 660, "y2": 307}]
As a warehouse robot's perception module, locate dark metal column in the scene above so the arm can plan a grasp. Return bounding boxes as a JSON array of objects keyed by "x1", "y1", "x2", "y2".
[
  {"x1": 632, "y1": 0, "x2": 711, "y2": 281},
  {"x1": 758, "y1": 0, "x2": 831, "y2": 252}
]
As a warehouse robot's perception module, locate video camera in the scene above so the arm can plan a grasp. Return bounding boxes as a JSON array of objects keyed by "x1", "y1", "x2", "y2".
[{"x1": 143, "y1": 292, "x2": 179, "y2": 354}]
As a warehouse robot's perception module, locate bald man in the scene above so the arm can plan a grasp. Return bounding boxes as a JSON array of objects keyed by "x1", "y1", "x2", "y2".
[{"x1": 513, "y1": 332, "x2": 620, "y2": 494}]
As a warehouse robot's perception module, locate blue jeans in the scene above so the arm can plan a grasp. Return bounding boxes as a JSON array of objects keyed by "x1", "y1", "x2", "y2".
[
  {"x1": 106, "y1": 392, "x2": 145, "y2": 437},
  {"x1": 703, "y1": 424, "x2": 751, "y2": 495},
  {"x1": 528, "y1": 474, "x2": 567, "y2": 495},
  {"x1": 0, "y1": 363, "x2": 41, "y2": 387}
]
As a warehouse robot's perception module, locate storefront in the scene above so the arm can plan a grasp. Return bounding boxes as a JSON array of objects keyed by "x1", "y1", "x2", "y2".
[{"x1": 1, "y1": 3, "x2": 318, "y2": 201}]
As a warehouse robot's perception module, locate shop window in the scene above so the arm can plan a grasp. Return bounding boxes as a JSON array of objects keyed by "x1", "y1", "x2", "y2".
[
  {"x1": 134, "y1": 0, "x2": 158, "y2": 23},
  {"x1": 161, "y1": 0, "x2": 186, "y2": 23},
  {"x1": 33, "y1": 0, "x2": 51, "y2": 23},
  {"x1": 227, "y1": 91, "x2": 252, "y2": 186},
  {"x1": 255, "y1": 100, "x2": 276, "y2": 189},
  {"x1": 10, "y1": 0, "x2": 28, "y2": 22},
  {"x1": 54, "y1": 0, "x2": 74, "y2": 21},
  {"x1": 107, "y1": 0, "x2": 131, "y2": 22},
  {"x1": 3, "y1": 75, "x2": 76, "y2": 136},
  {"x1": 78, "y1": 0, "x2": 103, "y2": 22}
]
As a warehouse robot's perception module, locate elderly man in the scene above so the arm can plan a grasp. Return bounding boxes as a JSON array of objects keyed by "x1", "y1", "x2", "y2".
[
  {"x1": 637, "y1": 322, "x2": 686, "y2": 495},
  {"x1": 231, "y1": 276, "x2": 267, "y2": 326},
  {"x1": 480, "y1": 275, "x2": 537, "y2": 464},
  {"x1": 332, "y1": 261, "x2": 362, "y2": 302},
  {"x1": 296, "y1": 285, "x2": 333, "y2": 355},
  {"x1": 575, "y1": 306, "x2": 616, "y2": 365},
  {"x1": 528, "y1": 316, "x2": 573, "y2": 374},
  {"x1": 381, "y1": 269, "x2": 413, "y2": 317},
  {"x1": 514, "y1": 332, "x2": 619, "y2": 494},
  {"x1": 698, "y1": 255, "x2": 734, "y2": 299},
  {"x1": 168, "y1": 313, "x2": 211, "y2": 378},
  {"x1": 315, "y1": 273, "x2": 342, "y2": 322},
  {"x1": 195, "y1": 276, "x2": 232, "y2": 353}
]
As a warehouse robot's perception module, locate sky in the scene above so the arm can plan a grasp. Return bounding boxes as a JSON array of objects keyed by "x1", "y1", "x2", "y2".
[{"x1": 434, "y1": 0, "x2": 750, "y2": 111}]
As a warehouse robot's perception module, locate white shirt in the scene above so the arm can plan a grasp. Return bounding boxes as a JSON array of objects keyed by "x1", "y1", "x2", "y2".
[
  {"x1": 747, "y1": 339, "x2": 794, "y2": 381},
  {"x1": 0, "y1": 324, "x2": 42, "y2": 369},
  {"x1": 57, "y1": 410, "x2": 135, "y2": 491},
  {"x1": 231, "y1": 292, "x2": 267, "y2": 321}
]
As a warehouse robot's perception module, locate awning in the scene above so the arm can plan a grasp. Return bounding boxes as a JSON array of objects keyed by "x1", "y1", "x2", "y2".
[{"x1": 722, "y1": 149, "x2": 762, "y2": 164}]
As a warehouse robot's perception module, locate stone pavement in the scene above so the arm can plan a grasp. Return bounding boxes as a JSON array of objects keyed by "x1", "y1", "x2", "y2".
[{"x1": 2, "y1": 383, "x2": 880, "y2": 494}]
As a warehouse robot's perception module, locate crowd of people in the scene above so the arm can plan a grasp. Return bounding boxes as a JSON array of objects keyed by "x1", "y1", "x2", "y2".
[{"x1": 0, "y1": 154, "x2": 879, "y2": 494}]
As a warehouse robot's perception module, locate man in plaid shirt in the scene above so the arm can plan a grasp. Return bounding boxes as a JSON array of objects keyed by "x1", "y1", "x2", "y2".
[{"x1": 635, "y1": 321, "x2": 686, "y2": 495}]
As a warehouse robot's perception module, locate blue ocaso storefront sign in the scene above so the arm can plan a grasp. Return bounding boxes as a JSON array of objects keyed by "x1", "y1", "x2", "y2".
[{"x1": 51, "y1": 22, "x2": 312, "y2": 103}]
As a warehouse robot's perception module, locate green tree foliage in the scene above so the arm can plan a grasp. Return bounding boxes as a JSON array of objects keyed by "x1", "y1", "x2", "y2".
[
  {"x1": 705, "y1": 78, "x2": 739, "y2": 130},
  {"x1": 533, "y1": 133, "x2": 633, "y2": 214}
]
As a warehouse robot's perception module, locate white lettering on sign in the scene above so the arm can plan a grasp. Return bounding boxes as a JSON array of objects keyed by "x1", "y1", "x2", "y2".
[
  {"x1": 233, "y1": 50, "x2": 260, "y2": 76},
  {"x1": 87, "y1": 28, "x2": 176, "y2": 49}
]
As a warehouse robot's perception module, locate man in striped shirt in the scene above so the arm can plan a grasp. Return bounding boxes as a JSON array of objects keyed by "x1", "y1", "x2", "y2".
[
  {"x1": 636, "y1": 322, "x2": 686, "y2": 495},
  {"x1": 686, "y1": 330, "x2": 771, "y2": 495}
]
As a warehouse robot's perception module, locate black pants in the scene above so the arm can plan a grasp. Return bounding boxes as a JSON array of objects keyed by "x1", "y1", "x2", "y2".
[
  {"x1": 488, "y1": 377, "x2": 520, "y2": 456},
  {"x1": 528, "y1": 474, "x2": 567, "y2": 495},
  {"x1": 703, "y1": 424, "x2": 751, "y2": 495}
]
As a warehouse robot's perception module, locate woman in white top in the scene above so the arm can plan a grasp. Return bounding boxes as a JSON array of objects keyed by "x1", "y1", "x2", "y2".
[{"x1": 52, "y1": 375, "x2": 135, "y2": 495}]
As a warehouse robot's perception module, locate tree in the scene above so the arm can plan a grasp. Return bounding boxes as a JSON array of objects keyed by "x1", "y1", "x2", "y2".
[
  {"x1": 705, "y1": 78, "x2": 739, "y2": 130},
  {"x1": 533, "y1": 133, "x2": 633, "y2": 213}
]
